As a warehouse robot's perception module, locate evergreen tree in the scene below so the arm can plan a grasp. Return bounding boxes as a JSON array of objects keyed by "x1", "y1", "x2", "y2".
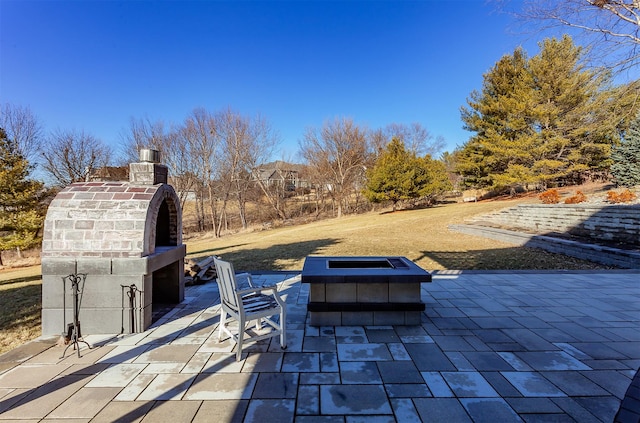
[
  {"x1": 527, "y1": 36, "x2": 614, "y2": 185},
  {"x1": 457, "y1": 35, "x2": 627, "y2": 191},
  {"x1": 363, "y1": 138, "x2": 451, "y2": 211},
  {"x1": 458, "y1": 47, "x2": 537, "y2": 189},
  {"x1": 415, "y1": 156, "x2": 452, "y2": 206},
  {"x1": 0, "y1": 128, "x2": 45, "y2": 264},
  {"x1": 611, "y1": 115, "x2": 640, "y2": 187}
]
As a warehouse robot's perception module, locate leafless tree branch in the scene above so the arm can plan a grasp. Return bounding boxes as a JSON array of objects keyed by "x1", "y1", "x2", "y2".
[
  {"x1": 0, "y1": 103, "x2": 43, "y2": 166},
  {"x1": 42, "y1": 129, "x2": 112, "y2": 187},
  {"x1": 515, "y1": 0, "x2": 640, "y2": 73},
  {"x1": 299, "y1": 117, "x2": 369, "y2": 218}
]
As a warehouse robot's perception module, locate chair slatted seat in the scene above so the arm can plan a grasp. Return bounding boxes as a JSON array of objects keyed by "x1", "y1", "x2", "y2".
[{"x1": 213, "y1": 258, "x2": 287, "y2": 361}]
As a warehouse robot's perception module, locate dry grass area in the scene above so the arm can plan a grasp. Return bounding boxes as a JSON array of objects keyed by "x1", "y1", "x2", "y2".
[
  {"x1": 0, "y1": 192, "x2": 618, "y2": 355},
  {"x1": 186, "y1": 196, "x2": 614, "y2": 272},
  {"x1": 0, "y1": 266, "x2": 42, "y2": 355}
]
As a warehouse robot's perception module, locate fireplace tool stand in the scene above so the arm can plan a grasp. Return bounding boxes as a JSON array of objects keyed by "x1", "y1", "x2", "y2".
[
  {"x1": 120, "y1": 284, "x2": 142, "y2": 334},
  {"x1": 61, "y1": 273, "x2": 92, "y2": 358}
]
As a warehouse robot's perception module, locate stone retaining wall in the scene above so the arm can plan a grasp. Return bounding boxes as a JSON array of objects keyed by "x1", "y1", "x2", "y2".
[
  {"x1": 449, "y1": 224, "x2": 640, "y2": 268},
  {"x1": 469, "y1": 204, "x2": 640, "y2": 248}
]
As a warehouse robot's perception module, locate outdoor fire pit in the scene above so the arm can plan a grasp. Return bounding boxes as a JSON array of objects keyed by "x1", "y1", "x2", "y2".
[{"x1": 301, "y1": 256, "x2": 431, "y2": 326}]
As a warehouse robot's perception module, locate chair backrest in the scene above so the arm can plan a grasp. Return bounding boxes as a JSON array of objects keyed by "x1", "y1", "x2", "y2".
[{"x1": 213, "y1": 258, "x2": 240, "y2": 311}]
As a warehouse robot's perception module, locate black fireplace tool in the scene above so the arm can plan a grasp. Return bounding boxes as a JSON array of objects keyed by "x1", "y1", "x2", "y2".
[
  {"x1": 120, "y1": 284, "x2": 141, "y2": 334},
  {"x1": 60, "y1": 273, "x2": 92, "y2": 358}
]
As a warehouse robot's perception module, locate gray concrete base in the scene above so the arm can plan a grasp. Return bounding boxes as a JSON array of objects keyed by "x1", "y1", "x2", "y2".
[
  {"x1": 307, "y1": 280, "x2": 424, "y2": 326},
  {"x1": 41, "y1": 245, "x2": 186, "y2": 336}
]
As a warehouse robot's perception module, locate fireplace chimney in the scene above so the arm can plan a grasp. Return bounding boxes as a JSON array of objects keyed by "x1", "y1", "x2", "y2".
[{"x1": 129, "y1": 148, "x2": 167, "y2": 185}]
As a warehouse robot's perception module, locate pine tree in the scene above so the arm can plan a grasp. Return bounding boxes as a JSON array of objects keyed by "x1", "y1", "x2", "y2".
[
  {"x1": 363, "y1": 138, "x2": 451, "y2": 211},
  {"x1": 457, "y1": 35, "x2": 627, "y2": 191},
  {"x1": 415, "y1": 155, "x2": 452, "y2": 206},
  {"x1": 457, "y1": 47, "x2": 537, "y2": 189},
  {"x1": 0, "y1": 128, "x2": 45, "y2": 264},
  {"x1": 611, "y1": 116, "x2": 640, "y2": 187},
  {"x1": 527, "y1": 36, "x2": 614, "y2": 185}
]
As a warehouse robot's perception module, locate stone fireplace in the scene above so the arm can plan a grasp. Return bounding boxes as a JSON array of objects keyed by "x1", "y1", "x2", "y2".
[{"x1": 41, "y1": 150, "x2": 186, "y2": 336}]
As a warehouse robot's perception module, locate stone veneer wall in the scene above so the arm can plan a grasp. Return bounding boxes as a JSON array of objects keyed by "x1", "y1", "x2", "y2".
[
  {"x1": 42, "y1": 181, "x2": 181, "y2": 258},
  {"x1": 449, "y1": 224, "x2": 640, "y2": 268},
  {"x1": 469, "y1": 204, "x2": 640, "y2": 248},
  {"x1": 308, "y1": 282, "x2": 422, "y2": 326}
]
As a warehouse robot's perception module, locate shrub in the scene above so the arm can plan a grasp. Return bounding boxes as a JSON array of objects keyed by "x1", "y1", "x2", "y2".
[
  {"x1": 539, "y1": 188, "x2": 560, "y2": 204},
  {"x1": 607, "y1": 189, "x2": 638, "y2": 203},
  {"x1": 564, "y1": 191, "x2": 587, "y2": 204},
  {"x1": 611, "y1": 115, "x2": 640, "y2": 187}
]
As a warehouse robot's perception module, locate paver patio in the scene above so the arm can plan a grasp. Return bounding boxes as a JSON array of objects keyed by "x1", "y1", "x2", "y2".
[{"x1": 0, "y1": 270, "x2": 638, "y2": 422}]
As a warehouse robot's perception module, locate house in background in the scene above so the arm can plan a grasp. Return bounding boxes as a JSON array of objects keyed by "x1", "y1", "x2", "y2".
[{"x1": 254, "y1": 161, "x2": 309, "y2": 191}]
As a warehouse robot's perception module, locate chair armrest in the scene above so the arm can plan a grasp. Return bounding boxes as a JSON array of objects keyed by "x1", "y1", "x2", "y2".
[
  {"x1": 235, "y1": 285, "x2": 286, "y2": 309},
  {"x1": 236, "y1": 286, "x2": 278, "y2": 296}
]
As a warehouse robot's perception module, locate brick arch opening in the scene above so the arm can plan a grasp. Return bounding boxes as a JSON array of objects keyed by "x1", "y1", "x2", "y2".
[
  {"x1": 142, "y1": 185, "x2": 182, "y2": 256},
  {"x1": 156, "y1": 200, "x2": 172, "y2": 247},
  {"x1": 149, "y1": 192, "x2": 184, "y2": 319}
]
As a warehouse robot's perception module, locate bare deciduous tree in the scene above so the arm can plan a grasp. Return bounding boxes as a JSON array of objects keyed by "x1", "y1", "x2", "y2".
[
  {"x1": 120, "y1": 117, "x2": 196, "y2": 210},
  {"x1": 0, "y1": 103, "x2": 43, "y2": 166},
  {"x1": 240, "y1": 115, "x2": 283, "y2": 222},
  {"x1": 300, "y1": 117, "x2": 369, "y2": 218},
  {"x1": 121, "y1": 108, "x2": 278, "y2": 236},
  {"x1": 165, "y1": 132, "x2": 201, "y2": 211},
  {"x1": 120, "y1": 116, "x2": 170, "y2": 163},
  {"x1": 177, "y1": 108, "x2": 221, "y2": 233},
  {"x1": 215, "y1": 109, "x2": 248, "y2": 234},
  {"x1": 41, "y1": 129, "x2": 112, "y2": 187},
  {"x1": 518, "y1": 0, "x2": 640, "y2": 72},
  {"x1": 210, "y1": 109, "x2": 282, "y2": 232},
  {"x1": 370, "y1": 122, "x2": 445, "y2": 158}
]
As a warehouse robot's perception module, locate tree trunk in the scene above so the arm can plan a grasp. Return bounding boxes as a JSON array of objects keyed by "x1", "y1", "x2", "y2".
[
  {"x1": 196, "y1": 194, "x2": 206, "y2": 232},
  {"x1": 254, "y1": 176, "x2": 287, "y2": 220},
  {"x1": 237, "y1": 193, "x2": 248, "y2": 229},
  {"x1": 207, "y1": 183, "x2": 219, "y2": 237}
]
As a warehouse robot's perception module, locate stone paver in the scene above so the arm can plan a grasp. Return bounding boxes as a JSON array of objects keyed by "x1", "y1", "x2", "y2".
[
  {"x1": 0, "y1": 271, "x2": 638, "y2": 422},
  {"x1": 320, "y1": 384, "x2": 392, "y2": 415},
  {"x1": 441, "y1": 371, "x2": 499, "y2": 397},
  {"x1": 47, "y1": 387, "x2": 121, "y2": 419}
]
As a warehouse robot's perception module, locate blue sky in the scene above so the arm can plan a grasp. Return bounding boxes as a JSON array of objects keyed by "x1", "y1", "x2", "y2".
[{"x1": 1, "y1": 0, "x2": 536, "y2": 160}]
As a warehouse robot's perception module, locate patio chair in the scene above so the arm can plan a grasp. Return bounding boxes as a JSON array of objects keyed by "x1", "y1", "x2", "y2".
[{"x1": 213, "y1": 257, "x2": 287, "y2": 361}]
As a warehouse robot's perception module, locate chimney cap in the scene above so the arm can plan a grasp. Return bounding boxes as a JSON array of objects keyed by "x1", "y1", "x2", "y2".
[{"x1": 139, "y1": 148, "x2": 161, "y2": 163}]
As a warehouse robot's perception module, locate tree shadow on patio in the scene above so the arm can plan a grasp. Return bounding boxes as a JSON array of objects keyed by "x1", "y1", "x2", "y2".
[{"x1": 417, "y1": 246, "x2": 614, "y2": 270}]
